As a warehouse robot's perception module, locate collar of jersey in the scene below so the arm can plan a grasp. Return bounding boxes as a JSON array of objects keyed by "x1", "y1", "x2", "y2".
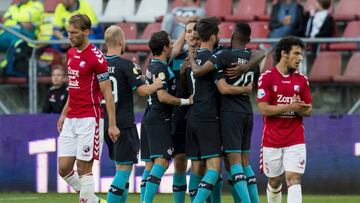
[
  {"x1": 197, "y1": 48, "x2": 210, "y2": 52},
  {"x1": 105, "y1": 55, "x2": 120, "y2": 60},
  {"x1": 151, "y1": 58, "x2": 167, "y2": 65},
  {"x1": 232, "y1": 48, "x2": 248, "y2": 52}
]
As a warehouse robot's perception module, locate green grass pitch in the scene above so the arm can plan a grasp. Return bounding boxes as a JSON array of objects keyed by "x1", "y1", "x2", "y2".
[{"x1": 0, "y1": 193, "x2": 360, "y2": 203}]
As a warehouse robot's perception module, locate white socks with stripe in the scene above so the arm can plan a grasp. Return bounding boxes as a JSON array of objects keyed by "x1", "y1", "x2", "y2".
[
  {"x1": 79, "y1": 174, "x2": 99, "y2": 203},
  {"x1": 267, "y1": 183, "x2": 282, "y2": 203},
  {"x1": 63, "y1": 170, "x2": 81, "y2": 192},
  {"x1": 287, "y1": 184, "x2": 302, "y2": 203}
]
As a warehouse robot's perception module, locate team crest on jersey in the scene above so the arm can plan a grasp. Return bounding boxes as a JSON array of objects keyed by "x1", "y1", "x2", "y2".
[
  {"x1": 257, "y1": 89, "x2": 265, "y2": 99},
  {"x1": 158, "y1": 72, "x2": 166, "y2": 80},
  {"x1": 79, "y1": 61, "x2": 86, "y2": 68},
  {"x1": 294, "y1": 85, "x2": 300, "y2": 92}
]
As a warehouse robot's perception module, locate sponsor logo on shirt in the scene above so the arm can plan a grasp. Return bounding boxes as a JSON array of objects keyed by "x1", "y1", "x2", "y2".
[{"x1": 79, "y1": 61, "x2": 86, "y2": 68}]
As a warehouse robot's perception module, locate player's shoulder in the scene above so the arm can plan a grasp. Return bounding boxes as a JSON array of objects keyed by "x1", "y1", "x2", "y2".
[
  {"x1": 293, "y1": 71, "x2": 310, "y2": 83},
  {"x1": 87, "y1": 44, "x2": 106, "y2": 64},
  {"x1": 259, "y1": 67, "x2": 275, "y2": 79}
]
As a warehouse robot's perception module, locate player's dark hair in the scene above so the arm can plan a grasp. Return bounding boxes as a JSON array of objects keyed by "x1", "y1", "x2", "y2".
[
  {"x1": 149, "y1": 31, "x2": 170, "y2": 56},
  {"x1": 195, "y1": 17, "x2": 220, "y2": 41},
  {"x1": 68, "y1": 14, "x2": 91, "y2": 31},
  {"x1": 317, "y1": 0, "x2": 331, "y2": 10},
  {"x1": 274, "y1": 36, "x2": 305, "y2": 63},
  {"x1": 233, "y1": 22, "x2": 251, "y2": 43}
]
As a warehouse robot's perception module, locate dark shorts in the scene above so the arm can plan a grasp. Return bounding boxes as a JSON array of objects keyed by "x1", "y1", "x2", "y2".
[
  {"x1": 105, "y1": 125, "x2": 139, "y2": 164},
  {"x1": 221, "y1": 112, "x2": 253, "y2": 153},
  {"x1": 171, "y1": 111, "x2": 187, "y2": 156},
  {"x1": 141, "y1": 109, "x2": 173, "y2": 160},
  {"x1": 186, "y1": 120, "x2": 222, "y2": 160}
]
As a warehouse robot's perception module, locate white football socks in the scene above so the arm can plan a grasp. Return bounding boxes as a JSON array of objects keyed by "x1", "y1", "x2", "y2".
[
  {"x1": 287, "y1": 184, "x2": 302, "y2": 203},
  {"x1": 267, "y1": 183, "x2": 282, "y2": 203}
]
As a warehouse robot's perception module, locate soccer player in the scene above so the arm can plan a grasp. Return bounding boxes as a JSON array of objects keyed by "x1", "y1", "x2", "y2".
[
  {"x1": 141, "y1": 31, "x2": 193, "y2": 203},
  {"x1": 168, "y1": 17, "x2": 198, "y2": 203},
  {"x1": 184, "y1": 17, "x2": 222, "y2": 203},
  {"x1": 257, "y1": 36, "x2": 312, "y2": 203},
  {"x1": 102, "y1": 25, "x2": 163, "y2": 203},
  {"x1": 56, "y1": 14, "x2": 119, "y2": 203},
  {"x1": 189, "y1": 22, "x2": 264, "y2": 203}
]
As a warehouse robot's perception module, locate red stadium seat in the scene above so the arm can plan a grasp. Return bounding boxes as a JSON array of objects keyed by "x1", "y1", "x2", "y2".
[
  {"x1": 117, "y1": 23, "x2": 137, "y2": 40},
  {"x1": 127, "y1": 23, "x2": 161, "y2": 52},
  {"x1": 224, "y1": 0, "x2": 266, "y2": 21},
  {"x1": 334, "y1": 0, "x2": 360, "y2": 21},
  {"x1": 44, "y1": 0, "x2": 61, "y2": 13},
  {"x1": 247, "y1": 21, "x2": 269, "y2": 49},
  {"x1": 308, "y1": 52, "x2": 341, "y2": 82},
  {"x1": 205, "y1": 0, "x2": 232, "y2": 19},
  {"x1": 219, "y1": 22, "x2": 235, "y2": 39},
  {"x1": 333, "y1": 52, "x2": 360, "y2": 83},
  {"x1": 121, "y1": 52, "x2": 140, "y2": 65},
  {"x1": 329, "y1": 21, "x2": 360, "y2": 51}
]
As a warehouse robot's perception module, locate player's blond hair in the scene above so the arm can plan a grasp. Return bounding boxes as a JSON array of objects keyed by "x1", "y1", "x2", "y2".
[
  {"x1": 104, "y1": 25, "x2": 125, "y2": 48},
  {"x1": 68, "y1": 14, "x2": 92, "y2": 31}
]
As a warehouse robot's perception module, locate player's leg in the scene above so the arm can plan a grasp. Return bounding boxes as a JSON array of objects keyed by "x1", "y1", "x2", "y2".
[
  {"x1": 58, "y1": 118, "x2": 80, "y2": 192},
  {"x1": 140, "y1": 120, "x2": 152, "y2": 202},
  {"x1": 141, "y1": 162, "x2": 153, "y2": 202},
  {"x1": 106, "y1": 127, "x2": 138, "y2": 203},
  {"x1": 263, "y1": 146, "x2": 284, "y2": 203},
  {"x1": 75, "y1": 117, "x2": 102, "y2": 203},
  {"x1": 222, "y1": 112, "x2": 250, "y2": 203},
  {"x1": 144, "y1": 157, "x2": 169, "y2": 203},
  {"x1": 188, "y1": 160, "x2": 205, "y2": 202},
  {"x1": 241, "y1": 114, "x2": 260, "y2": 203},
  {"x1": 224, "y1": 158, "x2": 241, "y2": 203},
  {"x1": 173, "y1": 153, "x2": 187, "y2": 203},
  {"x1": 193, "y1": 122, "x2": 222, "y2": 203},
  {"x1": 284, "y1": 144, "x2": 306, "y2": 203}
]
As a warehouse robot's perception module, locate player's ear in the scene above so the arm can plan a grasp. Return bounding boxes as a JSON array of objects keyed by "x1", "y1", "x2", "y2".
[{"x1": 281, "y1": 50, "x2": 289, "y2": 59}]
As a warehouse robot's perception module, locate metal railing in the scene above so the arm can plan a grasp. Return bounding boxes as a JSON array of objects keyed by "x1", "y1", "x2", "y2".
[{"x1": 1, "y1": 23, "x2": 360, "y2": 113}]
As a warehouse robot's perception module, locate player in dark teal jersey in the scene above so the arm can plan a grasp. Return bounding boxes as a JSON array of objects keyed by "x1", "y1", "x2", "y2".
[
  {"x1": 102, "y1": 25, "x2": 163, "y2": 203},
  {"x1": 141, "y1": 31, "x2": 193, "y2": 203},
  {"x1": 190, "y1": 22, "x2": 265, "y2": 203}
]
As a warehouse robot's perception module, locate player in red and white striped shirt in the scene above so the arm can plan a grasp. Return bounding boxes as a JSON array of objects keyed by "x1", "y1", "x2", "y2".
[
  {"x1": 57, "y1": 14, "x2": 119, "y2": 203},
  {"x1": 257, "y1": 37, "x2": 312, "y2": 203}
]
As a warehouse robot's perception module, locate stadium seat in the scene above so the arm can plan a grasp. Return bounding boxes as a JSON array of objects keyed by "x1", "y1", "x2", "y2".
[
  {"x1": 333, "y1": 53, "x2": 360, "y2": 83},
  {"x1": 219, "y1": 21, "x2": 234, "y2": 41},
  {"x1": 99, "y1": 0, "x2": 135, "y2": 23},
  {"x1": 204, "y1": 0, "x2": 232, "y2": 19},
  {"x1": 127, "y1": 23, "x2": 161, "y2": 52},
  {"x1": 44, "y1": 0, "x2": 61, "y2": 13},
  {"x1": 87, "y1": 0, "x2": 103, "y2": 18},
  {"x1": 334, "y1": 0, "x2": 360, "y2": 21},
  {"x1": 308, "y1": 52, "x2": 341, "y2": 82},
  {"x1": 224, "y1": 0, "x2": 266, "y2": 21},
  {"x1": 124, "y1": 0, "x2": 168, "y2": 23},
  {"x1": 247, "y1": 21, "x2": 269, "y2": 49},
  {"x1": 121, "y1": 52, "x2": 140, "y2": 65},
  {"x1": 117, "y1": 23, "x2": 137, "y2": 40},
  {"x1": 329, "y1": 21, "x2": 360, "y2": 51}
]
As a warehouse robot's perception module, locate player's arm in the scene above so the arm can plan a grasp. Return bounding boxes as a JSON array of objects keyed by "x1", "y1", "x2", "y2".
[
  {"x1": 258, "y1": 100, "x2": 311, "y2": 117},
  {"x1": 170, "y1": 31, "x2": 185, "y2": 60},
  {"x1": 57, "y1": 96, "x2": 69, "y2": 133},
  {"x1": 99, "y1": 79, "x2": 120, "y2": 142},
  {"x1": 157, "y1": 89, "x2": 192, "y2": 106},
  {"x1": 136, "y1": 75, "x2": 163, "y2": 96},
  {"x1": 226, "y1": 49, "x2": 265, "y2": 78},
  {"x1": 190, "y1": 60, "x2": 216, "y2": 76},
  {"x1": 296, "y1": 104, "x2": 312, "y2": 117},
  {"x1": 216, "y1": 79, "x2": 253, "y2": 95}
]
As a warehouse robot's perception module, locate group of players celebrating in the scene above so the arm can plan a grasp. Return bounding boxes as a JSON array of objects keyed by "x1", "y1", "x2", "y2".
[{"x1": 57, "y1": 13, "x2": 312, "y2": 203}]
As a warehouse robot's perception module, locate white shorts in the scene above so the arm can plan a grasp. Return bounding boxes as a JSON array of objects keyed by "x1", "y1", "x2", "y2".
[
  {"x1": 58, "y1": 117, "x2": 104, "y2": 161},
  {"x1": 262, "y1": 144, "x2": 306, "y2": 177}
]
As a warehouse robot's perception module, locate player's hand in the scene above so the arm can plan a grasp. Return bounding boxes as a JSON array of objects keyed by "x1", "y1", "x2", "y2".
[
  {"x1": 152, "y1": 74, "x2": 163, "y2": 90},
  {"x1": 244, "y1": 82, "x2": 254, "y2": 94},
  {"x1": 188, "y1": 95, "x2": 194, "y2": 104},
  {"x1": 289, "y1": 100, "x2": 311, "y2": 113},
  {"x1": 225, "y1": 63, "x2": 248, "y2": 79},
  {"x1": 57, "y1": 115, "x2": 66, "y2": 133},
  {"x1": 108, "y1": 125, "x2": 120, "y2": 142}
]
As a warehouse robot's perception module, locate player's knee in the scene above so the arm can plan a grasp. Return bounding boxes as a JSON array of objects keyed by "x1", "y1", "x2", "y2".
[
  {"x1": 286, "y1": 173, "x2": 302, "y2": 186},
  {"x1": 226, "y1": 153, "x2": 241, "y2": 166},
  {"x1": 58, "y1": 166, "x2": 73, "y2": 177},
  {"x1": 154, "y1": 158, "x2": 169, "y2": 169},
  {"x1": 268, "y1": 176, "x2": 282, "y2": 188},
  {"x1": 174, "y1": 157, "x2": 187, "y2": 173},
  {"x1": 241, "y1": 153, "x2": 250, "y2": 166},
  {"x1": 76, "y1": 160, "x2": 93, "y2": 175},
  {"x1": 206, "y1": 157, "x2": 221, "y2": 172}
]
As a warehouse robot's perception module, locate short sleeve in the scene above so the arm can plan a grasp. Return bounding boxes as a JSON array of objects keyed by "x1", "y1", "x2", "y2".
[
  {"x1": 301, "y1": 76, "x2": 312, "y2": 104},
  {"x1": 256, "y1": 73, "x2": 272, "y2": 103},
  {"x1": 126, "y1": 63, "x2": 144, "y2": 90},
  {"x1": 214, "y1": 69, "x2": 225, "y2": 84},
  {"x1": 93, "y1": 49, "x2": 109, "y2": 82},
  {"x1": 152, "y1": 66, "x2": 169, "y2": 90}
]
